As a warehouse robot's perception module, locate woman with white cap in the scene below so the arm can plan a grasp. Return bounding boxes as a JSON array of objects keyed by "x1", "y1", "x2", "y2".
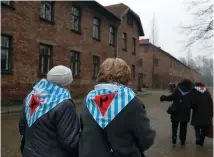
[{"x1": 19, "y1": 65, "x2": 80, "y2": 157}]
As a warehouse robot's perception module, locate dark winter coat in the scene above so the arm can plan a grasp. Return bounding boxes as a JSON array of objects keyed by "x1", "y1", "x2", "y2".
[
  {"x1": 79, "y1": 94, "x2": 155, "y2": 157},
  {"x1": 19, "y1": 99, "x2": 80, "y2": 157},
  {"x1": 191, "y1": 86, "x2": 213, "y2": 126},
  {"x1": 161, "y1": 82, "x2": 192, "y2": 122}
]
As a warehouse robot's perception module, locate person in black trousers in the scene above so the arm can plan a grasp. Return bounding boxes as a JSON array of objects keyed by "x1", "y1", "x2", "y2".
[
  {"x1": 160, "y1": 79, "x2": 193, "y2": 145},
  {"x1": 191, "y1": 82, "x2": 213, "y2": 146}
]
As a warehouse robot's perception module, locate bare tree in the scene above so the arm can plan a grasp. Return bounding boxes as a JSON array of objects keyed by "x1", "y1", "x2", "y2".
[
  {"x1": 180, "y1": 54, "x2": 213, "y2": 86},
  {"x1": 181, "y1": 0, "x2": 213, "y2": 52},
  {"x1": 179, "y1": 50, "x2": 197, "y2": 68},
  {"x1": 197, "y1": 57, "x2": 213, "y2": 86},
  {"x1": 179, "y1": 57, "x2": 188, "y2": 65}
]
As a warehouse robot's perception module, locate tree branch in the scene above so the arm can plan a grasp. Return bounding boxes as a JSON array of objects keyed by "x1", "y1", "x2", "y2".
[{"x1": 180, "y1": 0, "x2": 213, "y2": 52}]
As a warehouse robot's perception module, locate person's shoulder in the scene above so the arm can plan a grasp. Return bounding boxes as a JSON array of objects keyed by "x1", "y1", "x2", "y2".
[
  {"x1": 51, "y1": 99, "x2": 78, "y2": 122},
  {"x1": 205, "y1": 89, "x2": 212, "y2": 96},
  {"x1": 55, "y1": 99, "x2": 76, "y2": 111},
  {"x1": 62, "y1": 99, "x2": 76, "y2": 107},
  {"x1": 128, "y1": 96, "x2": 145, "y2": 110}
]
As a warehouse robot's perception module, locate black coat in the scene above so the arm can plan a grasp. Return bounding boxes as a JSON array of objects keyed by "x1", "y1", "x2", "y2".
[
  {"x1": 19, "y1": 99, "x2": 80, "y2": 157},
  {"x1": 161, "y1": 83, "x2": 192, "y2": 122},
  {"x1": 191, "y1": 87, "x2": 213, "y2": 126},
  {"x1": 79, "y1": 96, "x2": 155, "y2": 157}
]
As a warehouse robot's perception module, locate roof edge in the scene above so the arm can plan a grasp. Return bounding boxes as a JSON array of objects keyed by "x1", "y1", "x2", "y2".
[
  {"x1": 123, "y1": 8, "x2": 144, "y2": 36},
  {"x1": 106, "y1": 3, "x2": 144, "y2": 36},
  {"x1": 85, "y1": 1, "x2": 121, "y2": 22}
]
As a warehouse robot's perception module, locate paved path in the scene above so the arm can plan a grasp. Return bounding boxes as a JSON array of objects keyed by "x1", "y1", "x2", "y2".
[
  {"x1": 1, "y1": 90, "x2": 213, "y2": 157},
  {"x1": 143, "y1": 91, "x2": 213, "y2": 157}
]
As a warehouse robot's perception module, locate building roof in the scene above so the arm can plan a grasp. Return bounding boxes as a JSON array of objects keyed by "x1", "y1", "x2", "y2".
[
  {"x1": 74, "y1": 1, "x2": 120, "y2": 23},
  {"x1": 105, "y1": 3, "x2": 128, "y2": 17},
  {"x1": 139, "y1": 39, "x2": 150, "y2": 45},
  {"x1": 139, "y1": 39, "x2": 197, "y2": 71},
  {"x1": 105, "y1": 3, "x2": 144, "y2": 36}
]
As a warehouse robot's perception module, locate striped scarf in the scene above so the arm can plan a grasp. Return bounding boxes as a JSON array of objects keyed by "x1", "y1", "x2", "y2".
[
  {"x1": 86, "y1": 83, "x2": 136, "y2": 129},
  {"x1": 194, "y1": 86, "x2": 206, "y2": 93},
  {"x1": 25, "y1": 79, "x2": 71, "y2": 127}
]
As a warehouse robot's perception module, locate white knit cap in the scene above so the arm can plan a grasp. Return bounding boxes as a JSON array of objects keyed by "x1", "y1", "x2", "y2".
[{"x1": 47, "y1": 65, "x2": 73, "y2": 87}]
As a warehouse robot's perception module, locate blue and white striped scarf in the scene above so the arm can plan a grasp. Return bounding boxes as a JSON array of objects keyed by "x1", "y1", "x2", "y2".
[
  {"x1": 194, "y1": 86, "x2": 206, "y2": 93},
  {"x1": 25, "y1": 79, "x2": 71, "y2": 127},
  {"x1": 86, "y1": 83, "x2": 136, "y2": 129}
]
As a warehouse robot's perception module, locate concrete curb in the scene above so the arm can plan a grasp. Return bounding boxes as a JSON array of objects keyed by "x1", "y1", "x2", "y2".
[
  {"x1": 1, "y1": 92, "x2": 151, "y2": 115},
  {"x1": 1, "y1": 106, "x2": 23, "y2": 115}
]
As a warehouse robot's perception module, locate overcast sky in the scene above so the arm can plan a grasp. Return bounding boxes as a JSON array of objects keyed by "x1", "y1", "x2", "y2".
[{"x1": 97, "y1": 0, "x2": 212, "y2": 59}]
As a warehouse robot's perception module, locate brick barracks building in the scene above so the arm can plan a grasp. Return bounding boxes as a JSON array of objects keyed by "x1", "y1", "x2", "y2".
[
  {"x1": 139, "y1": 39, "x2": 200, "y2": 89},
  {"x1": 1, "y1": 1, "x2": 199, "y2": 101}
]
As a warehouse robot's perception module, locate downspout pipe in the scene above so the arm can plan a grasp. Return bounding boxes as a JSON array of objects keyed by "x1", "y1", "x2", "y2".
[
  {"x1": 115, "y1": 23, "x2": 120, "y2": 58},
  {"x1": 121, "y1": 8, "x2": 130, "y2": 19},
  {"x1": 115, "y1": 8, "x2": 130, "y2": 58}
]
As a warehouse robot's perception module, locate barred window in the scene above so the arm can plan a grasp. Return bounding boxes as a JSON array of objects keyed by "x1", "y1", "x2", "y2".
[
  {"x1": 1, "y1": 34, "x2": 12, "y2": 73},
  {"x1": 92, "y1": 55, "x2": 100, "y2": 78},
  {"x1": 1, "y1": 1, "x2": 11, "y2": 6},
  {"x1": 122, "y1": 33, "x2": 127, "y2": 50},
  {"x1": 154, "y1": 58, "x2": 159, "y2": 66},
  {"x1": 71, "y1": 51, "x2": 80, "y2": 77},
  {"x1": 72, "y1": 6, "x2": 81, "y2": 32},
  {"x1": 109, "y1": 26, "x2": 116, "y2": 45},
  {"x1": 127, "y1": 14, "x2": 134, "y2": 27},
  {"x1": 40, "y1": 1, "x2": 53, "y2": 22},
  {"x1": 40, "y1": 44, "x2": 52, "y2": 74},
  {"x1": 93, "y1": 18, "x2": 101, "y2": 40}
]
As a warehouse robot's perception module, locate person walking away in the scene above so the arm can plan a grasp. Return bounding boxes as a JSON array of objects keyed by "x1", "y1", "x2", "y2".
[
  {"x1": 160, "y1": 79, "x2": 193, "y2": 145},
  {"x1": 79, "y1": 58, "x2": 155, "y2": 157},
  {"x1": 19, "y1": 65, "x2": 80, "y2": 157},
  {"x1": 191, "y1": 82, "x2": 213, "y2": 146}
]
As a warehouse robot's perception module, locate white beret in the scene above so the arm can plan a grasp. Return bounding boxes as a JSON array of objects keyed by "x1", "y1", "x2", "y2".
[{"x1": 47, "y1": 65, "x2": 73, "y2": 87}]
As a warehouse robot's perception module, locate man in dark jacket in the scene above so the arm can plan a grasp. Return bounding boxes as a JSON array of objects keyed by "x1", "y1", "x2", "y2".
[
  {"x1": 160, "y1": 79, "x2": 193, "y2": 145},
  {"x1": 79, "y1": 58, "x2": 155, "y2": 157},
  {"x1": 19, "y1": 65, "x2": 80, "y2": 157},
  {"x1": 191, "y1": 82, "x2": 213, "y2": 146}
]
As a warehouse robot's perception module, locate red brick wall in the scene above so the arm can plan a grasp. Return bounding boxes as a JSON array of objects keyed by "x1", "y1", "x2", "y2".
[
  {"x1": 139, "y1": 44, "x2": 171, "y2": 88},
  {"x1": 153, "y1": 47, "x2": 171, "y2": 88},
  {"x1": 139, "y1": 45, "x2": 153, "y2": 87},
  {"x1": 117, "y1": 13, "x2": 140, "y2": 90},
  {"x1": 1, "y1": 1, "x2": 118, "y2": 100}
]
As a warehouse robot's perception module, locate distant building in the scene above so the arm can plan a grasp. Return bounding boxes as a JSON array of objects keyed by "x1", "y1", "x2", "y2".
[{"x1": 139, "y1": 39, "x2": 200, "y2": 89}]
